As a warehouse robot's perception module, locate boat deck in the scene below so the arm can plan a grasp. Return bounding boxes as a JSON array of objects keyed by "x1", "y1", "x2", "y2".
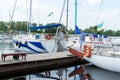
[{"x1": 92, "y1": 45, "x2": 120, "y2": 57}]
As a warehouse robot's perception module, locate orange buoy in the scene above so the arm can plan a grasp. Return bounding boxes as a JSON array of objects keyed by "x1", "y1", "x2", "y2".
[
  {"x1": 45, "y1": 33, "x2": 51, "y2": 40},
  {"x1": 83, "y1": 45, "x2": 92, "y2": 58}
]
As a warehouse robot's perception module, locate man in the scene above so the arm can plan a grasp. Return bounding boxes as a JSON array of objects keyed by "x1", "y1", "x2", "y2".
[
  {"x1": 79, "y1": 29, "x2": 85, "y2": 50},
  {"x1": 57, "y1": 26, "x2": 64, "y2": 52},
  {"x1": 57, "y1": 27, "x2": 64, "y2": 41}
]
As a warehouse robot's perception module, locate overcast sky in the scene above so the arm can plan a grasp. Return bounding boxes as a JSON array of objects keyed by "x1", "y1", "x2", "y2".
[{"x1": 0, "y1": 0, "x2": 120, "y2": 31}]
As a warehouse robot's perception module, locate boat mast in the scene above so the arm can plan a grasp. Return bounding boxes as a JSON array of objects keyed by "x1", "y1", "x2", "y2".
[
  {"x1": 28, "y1": 0, "x2": 32, "y2": 34},
  {"x1": 66, "y1": 0, "x2": 69, "y2": 31},
  {"x1": 75, "y1": 0, "x2": 77, "y2": 27}
]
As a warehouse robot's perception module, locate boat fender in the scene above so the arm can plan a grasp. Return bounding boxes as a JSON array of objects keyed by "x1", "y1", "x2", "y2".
[
  {"x1": 16, "y1": 40, "x2": 19, "y2": 46},
  {"x1": 18, "y1": 41, "x2": 22, "y2": 48},
  {"x1": 83, "y1": 45, "x2": 92, "y2": 58},
  {"x1": 45, "y1": 33, "x2": 51, "y2": 40}
]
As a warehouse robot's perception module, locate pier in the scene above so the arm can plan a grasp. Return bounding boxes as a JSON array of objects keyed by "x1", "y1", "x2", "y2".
[{"x1": 0, "y1": 51, "x2": 87, "y2": 79}]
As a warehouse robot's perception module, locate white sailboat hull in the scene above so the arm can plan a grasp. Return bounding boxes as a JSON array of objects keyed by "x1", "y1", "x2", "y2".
[
  {"x1": 13, "y1": 36, "x2": 58, "y2": 53},
  {"x1": 84, "y1": 54, "x2": 120, "y2": 73}
]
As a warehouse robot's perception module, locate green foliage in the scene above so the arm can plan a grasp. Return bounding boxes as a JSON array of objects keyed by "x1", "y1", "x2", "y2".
[
  {"x1": 68, "y1": 29, "x2": 74, "y2": 34},
  {"x1": 116, "y1": 30, "x2": 120, "y2": 36},
  {"x1": 84, "y1": 26, "x2": 97, "y2": 34},
  {"x1": 0, "y1": 21, "x2": 119, "y2": 36},
  {"x1": 45, "y1": 23, "x2": 57, "y2": 33},
  {"x1": 84, "y1": 26, "x2": 120, "y2": 36}
]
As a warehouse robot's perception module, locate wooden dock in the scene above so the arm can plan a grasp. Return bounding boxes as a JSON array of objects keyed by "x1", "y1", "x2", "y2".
[{"x1": 0, "y1": 51, "x2": 87, "y2": 79}]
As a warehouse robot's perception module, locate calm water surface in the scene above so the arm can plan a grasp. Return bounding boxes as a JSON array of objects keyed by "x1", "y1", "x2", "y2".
[{"x1": 5, "y1": 65, "x2": 120, "y2": 80}]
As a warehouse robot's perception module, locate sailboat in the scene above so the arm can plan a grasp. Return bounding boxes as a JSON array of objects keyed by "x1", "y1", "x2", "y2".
[
  {"x1": 12, "y1": 0, "x2": 66, "y2": 53},
  {"x1": 69, "y1": 43, "x2": 120, "y2": 72},
  {"x1": 69, "y1": 0, "x2": 120, "y2": 73}
]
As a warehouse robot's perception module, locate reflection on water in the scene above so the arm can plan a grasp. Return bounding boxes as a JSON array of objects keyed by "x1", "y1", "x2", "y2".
[
  {"x1": 69, "y1": 65, "x2": 120, "y2": 80},
  {"x1": 5, "y1": 65, "x2": 120, "y2": 80},
  {"x1": 85, "y1": 65, "x2": 120, "y2": 80}
]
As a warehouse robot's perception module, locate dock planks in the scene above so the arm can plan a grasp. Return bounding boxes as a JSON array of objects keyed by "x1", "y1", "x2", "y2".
[
  {"x1": 0, "y1": 51, "x2": 87, "y2": 79},
  {"x1": 0, "y1": 51, "x2": 74, "y2": 64}
]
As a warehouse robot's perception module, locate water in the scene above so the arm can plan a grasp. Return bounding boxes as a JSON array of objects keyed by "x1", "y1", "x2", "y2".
[
  {"x1": 1, "y1": 38, "x2": 120, "y2": 80},
  {"x1": 5, "y1": 65, "x2": 120, "y2": 80}
]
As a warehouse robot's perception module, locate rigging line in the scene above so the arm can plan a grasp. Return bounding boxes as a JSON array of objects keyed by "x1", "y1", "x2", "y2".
[
  {"x1": 29, "y1": 0, "x2": 32, "y2": 34},
  {"x1": 113, "y1": 12, "x2": 120, "y2": 29},
  {"x1": 58, "y1": 0, "x2": 67, "y2": 23},
  {"x1": 66, "y1": 0, "x2": 69, "y2": 30},
  {"x1": 95, "y1": 0, "x2": 103, "y2": 24},
  {"x1": 64, "y1": 0, "x2": 69, "y2": 38},
  {"x1": 102, "y1": 0, "x2": 108, "y2": 22},
  {"x1": 102, "y1": 0, "x2": 111, "y2": 31},
  {"x1": 55, "y1": 0, "x2": 67, "y2": 38},
  {"x1": 8, "y1": 0, "x2": 17, "y2": 32},
  {"x1": 110, "y1": 3, "x2": 120, "y2": 29},
  {"x1": 37, "y1": 0, "x2": 40, "y2": 24},
  {"x1": 11, "y1": 0, "x2": 17, "y2": 20},
  {"x1": 100, "y1": 0, "x2": 108, "y2": 24},
  {"x1": 26, "y1": 0, "x2": 29, "y2": 32}
]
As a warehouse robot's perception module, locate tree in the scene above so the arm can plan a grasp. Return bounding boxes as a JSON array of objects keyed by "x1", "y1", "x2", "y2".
[
  {"x1": 84, "y1": 26, "x2": 97, "y2": 34},
  {"x1": 116, "y1": 30, "x2": 120, "y2": 36}
]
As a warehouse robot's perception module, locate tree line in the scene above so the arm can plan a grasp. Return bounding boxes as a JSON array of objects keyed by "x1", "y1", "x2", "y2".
[
  {"x1": 83, "y1": 26, "x2": 120, "y2": 36},
  {"x1": 0, "y1": 21, "x2": 120, "y2": 36}
]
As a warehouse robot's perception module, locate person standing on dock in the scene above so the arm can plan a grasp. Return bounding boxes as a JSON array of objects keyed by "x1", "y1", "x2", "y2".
[
  {"x1": 79, "y1": 29, "x2": 85, "y2": 50},
  {"x1": 56, "y1": 26, "x2": 65, "y2": 52}
]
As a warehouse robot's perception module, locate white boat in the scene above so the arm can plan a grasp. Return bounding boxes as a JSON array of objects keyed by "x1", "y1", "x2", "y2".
[
  {"x1": 69, "y1": 0, "x2": 120, "y2": 73},
  {"x1": 13, "y1": 24, "x2": 66, "y2": 53},
  {"x1": 69, "y1": 43, "x2": 120, "y2": 73},
  {"x1": 12, "y1": 0, "x2": 66, "y2": 53}
]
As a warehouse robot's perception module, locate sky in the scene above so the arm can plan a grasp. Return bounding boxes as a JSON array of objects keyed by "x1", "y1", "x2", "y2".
[{"x1": 0, "y1": 0, "x2": 120, "y2": 31}]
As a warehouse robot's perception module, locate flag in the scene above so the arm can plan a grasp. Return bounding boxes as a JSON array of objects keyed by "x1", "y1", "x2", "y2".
[
  {"x1": 75, "y1": 25, "x2": 80, "y2": 34},
  {"x1": 48, "y1": 12, "x2": 53, "y2": 17},
  {"x1": 97, "y1": 22, "x2": 103, "y2": 32}
]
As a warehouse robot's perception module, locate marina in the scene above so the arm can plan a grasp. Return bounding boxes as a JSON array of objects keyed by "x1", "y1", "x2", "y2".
[{"x1": 0, "y1": 0, "x2": 119, "y2": 79}]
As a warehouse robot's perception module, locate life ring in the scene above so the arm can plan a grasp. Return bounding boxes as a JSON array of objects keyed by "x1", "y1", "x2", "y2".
[
  {"x1": 45, "y1": 33, "x2": 51, "y2": 40},
  {"x1": 83, "y1": 45, "x2": 92, "y2": 58},
  {"x1": 82, "y1": 73, "x2": 91, "y2": 80}
]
